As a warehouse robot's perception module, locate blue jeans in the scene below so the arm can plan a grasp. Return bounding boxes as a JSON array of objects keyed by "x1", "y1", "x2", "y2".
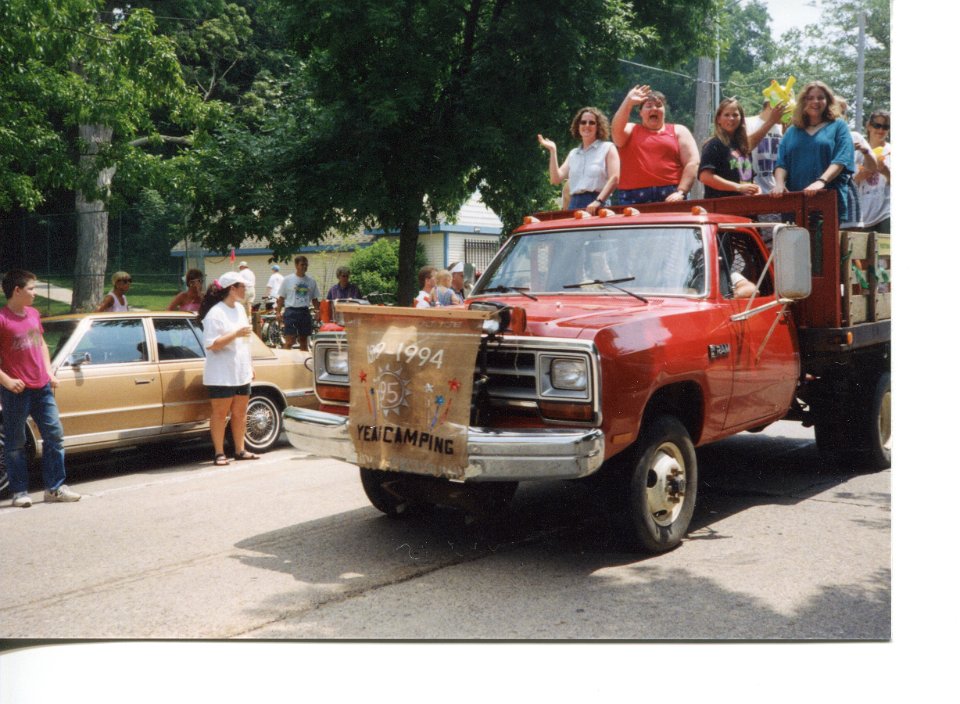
[
  {"x1": 615, "y1": 185, "x2": 681, "y2": 205},
  {"x1": 568, "y1": 191, "x2": 603, "y2": 210},
  {"x1": 1, "y1": 384, "x2": 66, "y2": 494}
]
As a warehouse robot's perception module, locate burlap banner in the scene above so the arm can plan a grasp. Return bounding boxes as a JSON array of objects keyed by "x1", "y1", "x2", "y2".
[{"x1": 339, "y1": 305, "x2": 496, "y2": 480}]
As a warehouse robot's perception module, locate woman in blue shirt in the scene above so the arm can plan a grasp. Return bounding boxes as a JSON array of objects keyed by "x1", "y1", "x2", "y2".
[{"x1": 772, "y1": 81, "x2": 855, "y2": 223}]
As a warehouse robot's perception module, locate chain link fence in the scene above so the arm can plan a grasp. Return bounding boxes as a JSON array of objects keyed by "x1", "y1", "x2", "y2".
[{"x1": 1, "y1": 209, "x2": 185, "y2": 314}]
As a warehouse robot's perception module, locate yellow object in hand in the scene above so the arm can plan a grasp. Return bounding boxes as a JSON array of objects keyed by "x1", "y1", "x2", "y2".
[{"x1": 762, "y1": 76, "x2": 797, "y2": 124}]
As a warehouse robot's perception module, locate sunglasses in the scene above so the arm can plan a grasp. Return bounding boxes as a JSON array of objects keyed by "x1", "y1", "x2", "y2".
[
  {"x1": 579, "y1": 119, "x2": 597, "y2": 125},
  {"x1": 869, "y1": 121, "x2": 890, "y2": 129},
  {"x1": 119, "y1": 278, "x2": 132, "y2": 283}
]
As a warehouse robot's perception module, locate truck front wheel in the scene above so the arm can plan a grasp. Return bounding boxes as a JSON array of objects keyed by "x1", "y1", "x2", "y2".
[
  {"x1": 359, "y1": 468, "x2": 426, "y2": 519},
  {"x1": 626, "y1": 415, "x2": 698, "y2": 553}
]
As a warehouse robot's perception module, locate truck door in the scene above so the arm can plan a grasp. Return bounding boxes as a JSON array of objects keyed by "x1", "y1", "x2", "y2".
[{"x1": 718, "y1": 230, "x2": 799, "y2": 430}]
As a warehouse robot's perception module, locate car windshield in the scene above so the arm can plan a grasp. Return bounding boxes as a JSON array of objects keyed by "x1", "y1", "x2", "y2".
[
  {"x1": 475, "y1": 226, "x2": 705, "y2": 296},
  {"x1": 42, "y1": 320, "x2": 80, "y2": 361}
]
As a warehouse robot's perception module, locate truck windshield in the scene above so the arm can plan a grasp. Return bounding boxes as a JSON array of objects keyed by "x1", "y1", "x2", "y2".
[{"x1": 476, "y1": 226, "x2": 705, "y2": 296}]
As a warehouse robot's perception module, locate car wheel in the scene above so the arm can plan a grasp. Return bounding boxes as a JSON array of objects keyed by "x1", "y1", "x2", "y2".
[
  {"x1": 359, "y1": 468, "x2": 433, "y2": 519},
  {"x1": 244, "y1": 392, "x2": 282, "y2": 452},
  {"x1": 625, "y1": 415, "x2": 697, "y2": 553}
]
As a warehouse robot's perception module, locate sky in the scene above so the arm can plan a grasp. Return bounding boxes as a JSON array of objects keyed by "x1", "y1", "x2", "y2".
[{"x1": 761, "y1": 0, "x2": 823, "y2": 38}]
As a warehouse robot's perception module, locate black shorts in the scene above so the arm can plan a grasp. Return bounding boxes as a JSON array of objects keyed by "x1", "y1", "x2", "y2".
[
  {"x1": 283, "y1": 307, "x2": 313, "y2": 336},
  {"x1": 206, "y1": 383, "x2": 251, "y2": 399}
]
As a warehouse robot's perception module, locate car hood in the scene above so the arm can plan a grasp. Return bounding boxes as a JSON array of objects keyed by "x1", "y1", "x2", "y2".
[{"x1": 469, "y1": 294, "x2": 701, "y2": 339}]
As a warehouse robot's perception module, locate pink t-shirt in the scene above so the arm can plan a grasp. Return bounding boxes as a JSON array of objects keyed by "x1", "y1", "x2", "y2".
[{"x1": 0, "y1": 306, "x2": 50, "y2": 389}]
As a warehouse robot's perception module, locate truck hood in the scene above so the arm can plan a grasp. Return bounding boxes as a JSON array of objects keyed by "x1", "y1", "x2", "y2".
[{"x1": 470, "y1": 294, "x2": 697, "y2": 339}]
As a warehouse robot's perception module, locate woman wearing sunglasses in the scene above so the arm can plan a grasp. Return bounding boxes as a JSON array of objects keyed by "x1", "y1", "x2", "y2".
[
  {"x1": 537, "y1": 106, "x2": 620, "y2": 214},
  {"x1": 168, "y1": 269, "x2": 205, "y2": 312},
  {"x1": 854, "y1": 110, "x2": 891, "y2": 234},
  {"x1": 95, "y1": 271, "x2": 132, "y2": 312}
]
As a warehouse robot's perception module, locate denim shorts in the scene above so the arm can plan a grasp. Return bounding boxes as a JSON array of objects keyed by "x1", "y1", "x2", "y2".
[
  {"x1": 283, "y1": 307, "x2": 313, "y2": 336},
  {"x1": 206, "y1": 383, "x2": 251, "y2": 399},
  {"x1": 615, "y1": 185, "x2": 681, "y2": 205}
]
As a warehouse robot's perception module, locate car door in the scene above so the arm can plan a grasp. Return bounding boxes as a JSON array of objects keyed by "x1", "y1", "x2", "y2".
[
  {"x1": 54, "y1": 317, "x2": 164, "y2": 449},
  {"x1": 718, "y1": 230, "x2": 799, "y2": 430},
  {"x1": 153, "y1": 316, "x2": 210, "y2": 432}
]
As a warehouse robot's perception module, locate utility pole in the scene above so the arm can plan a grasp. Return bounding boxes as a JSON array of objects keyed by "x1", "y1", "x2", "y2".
[
  {"x1": 855, "y1": 11, "x2": 866, "y2": 130},
  {"x1": 693, "y1": 56, "x2": 714, "y2": 200}
]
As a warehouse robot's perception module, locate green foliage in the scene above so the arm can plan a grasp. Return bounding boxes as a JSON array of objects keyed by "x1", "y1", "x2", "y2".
[
  {"x1": 724, "y1": 0, "x2": 890, "y2": 124},
  {"x1": 0, "y1": 0, "x2": 204, "y2": 211},
  {"x1": 348, "y1": 238, "x2": 427, "y2": 303}
]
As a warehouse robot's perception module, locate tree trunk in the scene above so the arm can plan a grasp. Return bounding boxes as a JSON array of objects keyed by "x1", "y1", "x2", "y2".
[
  {"x1": 72, "y1": 124, "x2": 116, "y2": 312},
  {"x1": 396, "y1": 215, "x2": 421, "y2": 307}
]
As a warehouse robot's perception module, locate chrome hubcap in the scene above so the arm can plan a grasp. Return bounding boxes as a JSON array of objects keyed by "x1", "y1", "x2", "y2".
[
  {"x1": 645, "y1": 442, "x2": 686, "y2": 527},
  {"x1": 246, "y1": 401, "x2": 277, "y2": 443}
]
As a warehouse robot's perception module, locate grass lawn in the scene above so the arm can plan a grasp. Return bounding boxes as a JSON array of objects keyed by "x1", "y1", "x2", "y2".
[{"x1": 37, "y1": 277, "x2": 183, "y2": 315}]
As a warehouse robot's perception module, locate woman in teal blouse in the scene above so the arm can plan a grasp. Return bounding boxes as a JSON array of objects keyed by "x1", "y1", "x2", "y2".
[{"x1": 772, "y1": 81, "x2": 855, "y2": 223}]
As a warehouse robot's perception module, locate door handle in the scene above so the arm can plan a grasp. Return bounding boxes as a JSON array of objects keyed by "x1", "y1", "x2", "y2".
[{"x1": 134, "y1": 378, "x2": 154, "y2": 385}]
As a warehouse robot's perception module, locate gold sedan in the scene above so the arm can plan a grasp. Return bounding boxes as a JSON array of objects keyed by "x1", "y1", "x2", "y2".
[{"x1": 8, "y1": 311, "x2": 317, "y2": 460}]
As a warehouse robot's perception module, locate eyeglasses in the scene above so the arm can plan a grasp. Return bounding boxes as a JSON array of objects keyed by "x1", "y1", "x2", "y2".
[
  {"x1": 579, "y1": 119, "x2": 597, "y2": 125},
  {"x1": 869, "y1": 121, "x2": 889, "y2": 130}
]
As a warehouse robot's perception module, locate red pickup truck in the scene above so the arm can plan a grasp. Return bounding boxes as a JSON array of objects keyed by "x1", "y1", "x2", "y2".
[{"x1": 283, "y1": 191, "x2": 890, "y2": 552}]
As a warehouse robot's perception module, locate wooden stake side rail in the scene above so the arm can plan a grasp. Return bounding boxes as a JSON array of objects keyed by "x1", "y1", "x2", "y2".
[{"x1": 840, "y1": 231, "x2": 892, "y2": 326}]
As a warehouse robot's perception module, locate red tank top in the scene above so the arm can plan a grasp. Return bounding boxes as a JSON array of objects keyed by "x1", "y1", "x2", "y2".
[{"x1": 618, "y1": 123, "x2": 683, "y2": 189}]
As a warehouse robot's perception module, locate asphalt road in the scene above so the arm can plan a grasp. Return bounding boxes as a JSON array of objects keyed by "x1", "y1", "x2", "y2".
[{"x1": 0, "y1": 421, "x2": 889, "y2": 641}]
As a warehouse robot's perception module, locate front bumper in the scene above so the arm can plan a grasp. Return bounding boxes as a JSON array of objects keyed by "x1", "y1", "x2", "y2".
[{"x1": 282, "y1": 406, "x2": 605, "y2": 482}]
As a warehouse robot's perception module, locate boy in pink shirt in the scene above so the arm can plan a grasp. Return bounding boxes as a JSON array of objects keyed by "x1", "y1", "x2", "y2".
[{"x1": 0, "y1": 270, "x2": 81, "y2": 507}]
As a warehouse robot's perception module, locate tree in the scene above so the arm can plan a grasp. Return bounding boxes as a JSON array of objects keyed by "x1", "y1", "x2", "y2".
[
  {"x1": 0, "y1": 1, "x2": 205, "y2": 310},
  {"x1": 349, "y1": 238, "x2": 428, "y2": 304},
  {"x1": 256, "y1": 0, "x2": 654, "y2": 306},
  {"x1": 724, "y1": 0, "x2": 890, "y2": 120}
]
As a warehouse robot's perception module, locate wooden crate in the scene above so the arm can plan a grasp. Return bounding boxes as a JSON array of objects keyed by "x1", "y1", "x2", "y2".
[{"x1": 840, "y1": 231, "x2": 891, "y2": 326}]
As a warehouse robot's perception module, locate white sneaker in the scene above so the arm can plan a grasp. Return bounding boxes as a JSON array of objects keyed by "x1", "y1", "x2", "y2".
[
  {"x1": 44, "y1": 485, "x2": 81, "y2": 503},
  {"x1": 12, "y1": 492, "x2": 32, "y2": 508}
]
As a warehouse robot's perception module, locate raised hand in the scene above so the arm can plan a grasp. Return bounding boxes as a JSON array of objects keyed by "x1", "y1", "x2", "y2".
[{"x1": 537, "y1": 134, "x2": 556, "y2": 152}]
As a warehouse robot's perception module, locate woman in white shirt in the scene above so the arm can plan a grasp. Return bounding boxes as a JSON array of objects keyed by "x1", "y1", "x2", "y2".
[
  {"x1": 537, "y1": 106, "x2": 620, "y2": 214},
  {"x1": 199, "y1": 271, "x2": 258, "y2": 466}
]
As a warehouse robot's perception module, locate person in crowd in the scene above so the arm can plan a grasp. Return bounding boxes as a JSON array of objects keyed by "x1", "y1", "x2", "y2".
[
  {"x1": 771, "y1": 81, "x2": 856, "y2": 224},
  {"x1": 168, "y1": 268, "x2": 204, "y2": 312},
  {"x1": 538, "y1": 106, "x2": 620, "y2": 214},
  {"x1": 611, "y1": 84, "x2": 699, "y2": 204},
  {"x1": 414, "y1": 266, "x2": 436, "y2": 308},
  {"x1": 746, "y1": 99, "x2": 788, "y2": 194},
  {"x1": 432, "y1": 269, "x2": 463, "y2": 307},
  {"x1": 326, "y1": 265, "x2": 362, "y2": 300},
  {"x1": 698, "y1": 98, "x2": 762, "y2": 199},
  {"x1": 275, "y1": 255, "x2": 321, "y2": 351},
  {"x1": 95, "y1": 271, "x2": 131, "y2": 312},
  {"x1": 833, "y1": 97, "x2": 879, "y2": 228},
  {"x1": 266, "y1": 264, "x2": 284, "y2": 303},
  {"x1": 237, "y1": 261, "x2": 256, "y2": 317},
  {"x1": 447, "y1": 262, "x2": 467, "y2": 299},
  {"x1": 198, "y1": 272, "x2": 257, "y2": 466},
  {"x1": 853, "y1": 109, "x2": 890, "y2": 234},
  {"x1": 1, "y1": 269, "x2": 81, "y2": 507}
]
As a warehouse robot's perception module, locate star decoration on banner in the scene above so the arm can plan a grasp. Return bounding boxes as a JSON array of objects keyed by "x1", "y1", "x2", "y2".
[{"x1": 448, "y1": 378, "x2": 461, "y2": 392}]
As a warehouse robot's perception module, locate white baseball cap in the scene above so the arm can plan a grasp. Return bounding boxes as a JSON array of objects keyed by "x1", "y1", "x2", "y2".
[
  {"x1": 238, "y1": 261, "x2": 249, "y2": 268},
  {"x1": 218, "y1": 271, "x2": 245, "y2": 288},
  {"x1": 450, "y1": 262, "x2": 464, "y2": 274}
]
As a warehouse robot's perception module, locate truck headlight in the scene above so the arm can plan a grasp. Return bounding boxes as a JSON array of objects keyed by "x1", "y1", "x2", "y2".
[
  {"x1": 325, "y1": 348, "x2": 349, "y2": 375},
  {"x1": 550, "y1": 358, "x2": 588, "y2": 391}
]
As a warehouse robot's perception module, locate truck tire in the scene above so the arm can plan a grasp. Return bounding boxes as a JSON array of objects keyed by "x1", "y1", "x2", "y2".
[
  {"x1": 359, "y1": 467, "x2": 425, "y2": 519},
  {"x1": 867, "y1": 372, "x2": 892, "y2": 469},
  {"x1": 625, "y1": 415, "x2": 698, "y2": 553},
  {"x1": 815, "y1": 371, "x2": 890, "y2": 471}
]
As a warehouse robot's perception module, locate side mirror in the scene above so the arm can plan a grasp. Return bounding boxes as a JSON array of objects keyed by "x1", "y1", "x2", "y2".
[
  {"x1": 67, "y1": 351, "x2": 92, "y2": 367},
  {"x1": 772, "y1": 225, "x2": 812, "y2": 300}
]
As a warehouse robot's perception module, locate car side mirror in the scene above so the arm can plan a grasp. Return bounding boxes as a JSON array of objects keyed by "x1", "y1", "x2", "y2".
[
  {"x1": 772, "y1": 225, "x2": 812, "y2": 300},
  {"x1": 67, "y1": 351, "x2": 92, "y2": 367}
]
